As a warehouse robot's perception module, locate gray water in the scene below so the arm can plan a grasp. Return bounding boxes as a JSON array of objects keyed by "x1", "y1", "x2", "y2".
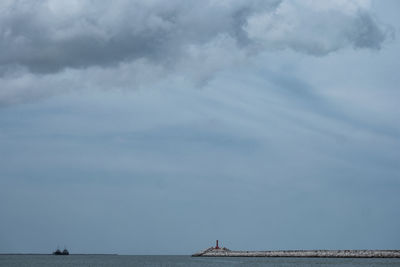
[{"x1": 1, "y1": 255, "x2": 400, "y2": 267}]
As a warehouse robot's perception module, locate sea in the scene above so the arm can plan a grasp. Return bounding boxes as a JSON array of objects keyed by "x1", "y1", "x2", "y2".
[{"x1": 1, "y1": 255, "x2": 400, "y2": 267}]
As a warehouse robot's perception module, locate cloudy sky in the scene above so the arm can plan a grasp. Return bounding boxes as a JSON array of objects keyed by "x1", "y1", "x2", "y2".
[{"x1": 0, "y1": 0, "x2": 399, "y2": 254}]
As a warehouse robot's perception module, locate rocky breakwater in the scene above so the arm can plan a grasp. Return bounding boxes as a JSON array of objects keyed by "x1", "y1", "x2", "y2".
[{"x1": 192, "y1": 248, "x2": 400, "y2": 258}]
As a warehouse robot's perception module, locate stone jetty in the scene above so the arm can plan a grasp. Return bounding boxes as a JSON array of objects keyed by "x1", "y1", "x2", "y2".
[{"x1": 192, "y1": 241, "x2": 400, "y2": 258}]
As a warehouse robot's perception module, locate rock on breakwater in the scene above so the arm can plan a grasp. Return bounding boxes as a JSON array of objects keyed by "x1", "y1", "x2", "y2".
[{"x1": 192, "y1": 247, "x2": 400, "y2": 258}]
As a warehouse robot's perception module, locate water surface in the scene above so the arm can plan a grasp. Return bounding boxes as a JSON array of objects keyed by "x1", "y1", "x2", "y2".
[{"x1": 1, "y1": 255, "x2": 400, "y2": 267}]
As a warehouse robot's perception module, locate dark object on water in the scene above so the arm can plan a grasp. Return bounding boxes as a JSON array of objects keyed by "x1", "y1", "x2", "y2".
[{"x1": 53, "y1": 248, "x2": 69, "y2": 255}]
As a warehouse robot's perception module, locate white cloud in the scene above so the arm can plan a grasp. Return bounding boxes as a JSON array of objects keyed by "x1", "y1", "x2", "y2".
[{"x1": 244, "y1": 0, "x2": 386, "y2": 55}]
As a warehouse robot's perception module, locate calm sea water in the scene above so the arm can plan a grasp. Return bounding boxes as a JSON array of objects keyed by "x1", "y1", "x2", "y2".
[{"x1": 1, "y1": 255, "x2": 400, "y2": 267}]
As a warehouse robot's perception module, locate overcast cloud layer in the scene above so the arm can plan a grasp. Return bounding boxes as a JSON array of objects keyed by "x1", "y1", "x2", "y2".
[
  {"x1": 0, "y1": 0, "x2": 399, "y2": 254},
  {"x1": 0, "y1": 0, "x2": 392, "y2": 105}
]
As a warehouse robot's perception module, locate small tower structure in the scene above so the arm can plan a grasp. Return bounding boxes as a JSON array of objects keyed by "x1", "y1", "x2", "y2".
[{"x1": 215, "y1": 240, "x2": 220, "y2": 249}]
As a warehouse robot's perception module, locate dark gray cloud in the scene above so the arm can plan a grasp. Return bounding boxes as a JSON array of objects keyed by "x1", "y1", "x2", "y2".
[
  {"x1": 0, "y1": 0, "x2": 393, "y2": 106},
  {"x1": 0, "y1": 0, "x2": 277, "y2": 73},
  {"x1": 0, "y1": 0, "x2": 390, "y2": 74}
]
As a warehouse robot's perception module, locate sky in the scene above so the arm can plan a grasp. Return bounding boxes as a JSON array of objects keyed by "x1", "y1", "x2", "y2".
[{"x1": 0, "y1": 0, "x2": 399, "y2": 255}]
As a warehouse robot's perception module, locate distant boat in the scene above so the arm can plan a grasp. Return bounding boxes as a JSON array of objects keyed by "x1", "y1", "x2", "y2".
[{"x1": 53, "y1": 248, "x2": 69, "y2": 255}]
